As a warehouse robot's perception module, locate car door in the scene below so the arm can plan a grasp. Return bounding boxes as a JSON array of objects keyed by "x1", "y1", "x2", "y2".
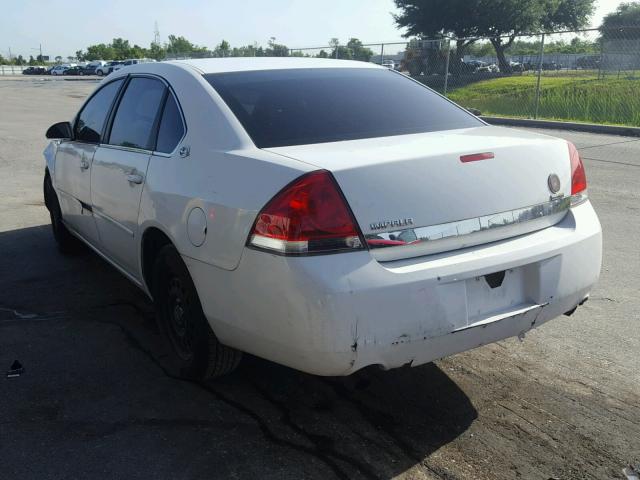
[
  {"x1": 90, "y1": 76, "x2": 166, "y2": 277},
  {"x1": 54, "y1": 78, "x2": 124, "y2": 245}
]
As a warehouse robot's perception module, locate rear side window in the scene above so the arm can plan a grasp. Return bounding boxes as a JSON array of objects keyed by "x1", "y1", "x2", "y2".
[
  {"x1": 205, "y1": 68, "x2": 482, "y2": 148},
  {"x1": 155, "y1": 94, "x2": 185, "y2": 153},
  {"x1": 75, "y1": 78, "x2": 124, "y2": 143},
  {"x1": 109, "y1": 77, "x2": 166, "y2": 150}
]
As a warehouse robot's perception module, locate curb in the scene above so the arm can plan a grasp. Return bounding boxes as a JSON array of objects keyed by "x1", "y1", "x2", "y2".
[{"x1": 480, "y1": 116, "x2": 640, "y2": 138}]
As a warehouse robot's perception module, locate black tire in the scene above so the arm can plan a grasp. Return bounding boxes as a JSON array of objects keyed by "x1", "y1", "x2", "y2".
[
  {"x1": 44, "y1": 173, "x2": 82, "y2": 254},
  {"x1": 152, "y1": 244, "x2": 242, "y2": 379}
]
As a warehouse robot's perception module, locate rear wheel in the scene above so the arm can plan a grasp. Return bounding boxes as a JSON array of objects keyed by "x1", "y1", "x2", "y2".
[
  {"x1": 152, "y1": 245, "x2": 242, "y2": 379},
  {"x1": 44, "y1": 173, "x2": 81, "y2": 254}
]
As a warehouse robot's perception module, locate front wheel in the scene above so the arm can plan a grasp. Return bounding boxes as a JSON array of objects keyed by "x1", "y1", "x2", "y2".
[{"x1": 152, "y1": 245, "x2": 242, "y2": 379}]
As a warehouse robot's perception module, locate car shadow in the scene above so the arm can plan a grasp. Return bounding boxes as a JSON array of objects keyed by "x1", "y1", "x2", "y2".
[{"x1": 0, "y1": 224, "x2": 477, "y2": 480}]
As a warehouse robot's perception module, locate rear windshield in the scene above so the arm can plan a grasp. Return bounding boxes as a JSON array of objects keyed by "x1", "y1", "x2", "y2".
[{"x1": 204, "y1": 68, "x2": 482, "y2": 148}]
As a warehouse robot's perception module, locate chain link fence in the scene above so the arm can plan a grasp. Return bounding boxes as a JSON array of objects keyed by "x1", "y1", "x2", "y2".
[
  {"x1": 290, "y1": 27, "x2": 640, "y2": 127},
  {"x1": 3, "y1": 27, "x2": 638, "y2": 126}
]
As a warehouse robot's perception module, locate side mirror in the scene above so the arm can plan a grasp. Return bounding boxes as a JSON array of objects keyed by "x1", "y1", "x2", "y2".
[{"x1": 46, "y1": 121, "x2": 73, "y2": 139}]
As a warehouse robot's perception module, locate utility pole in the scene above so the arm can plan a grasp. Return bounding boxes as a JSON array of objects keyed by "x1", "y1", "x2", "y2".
[
  {"x1": 154, "y1": 21, "x2": 160, "y2": 45},
  {"x1": 443, "y1": 38, "x2": 451, "y2": 97},
  {"x1": 533, "y1": 33, "x2": 545, "y2": 119}
]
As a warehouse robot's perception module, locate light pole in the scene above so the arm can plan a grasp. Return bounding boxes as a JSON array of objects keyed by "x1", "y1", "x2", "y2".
[{"x1": 30, "y1": 44, "x2": 43, "y2": 63}]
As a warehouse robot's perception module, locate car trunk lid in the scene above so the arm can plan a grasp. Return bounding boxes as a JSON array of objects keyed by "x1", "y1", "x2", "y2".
[{"x1": 264, "y1": 126, "x2": 572, "y2": 261}]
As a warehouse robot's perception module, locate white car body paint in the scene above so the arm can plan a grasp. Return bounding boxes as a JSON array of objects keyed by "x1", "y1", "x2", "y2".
[
  {"x1": 43, "y1": 141, "x2": 58, "y2": 180},
  {"x1": 45, "y1": 58, "x2": 602, "y2": 375}
]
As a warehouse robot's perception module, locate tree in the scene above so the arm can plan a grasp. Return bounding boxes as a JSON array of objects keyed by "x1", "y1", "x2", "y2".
[
  {"x1": 29, "y1": 55, "x2": 37, "y2": 66},
  {"x1": 128, "y1": 44, "x2": 147, "y2": 59},
  {"x1": 149, "y1": 41, "x2": 166, "y2": 61},
  {"x1": 13, "y1": 55, "x2": 26, "y2": 65},
  {"x1": 466, "y1": 41, "x2": 496, "y2": 57},
  {"x1": 316, "y1": 49, "x2": 329, "y2": 58},
  {"x1": 231, "y1": 43, "x2": 262, "y2": 57},
  {"x1": 75, "y1": 50, "x2": 85, "y2": 62},
  {"x1": 214, "y1": 40, "x2": 231, "y2": 57},
  {"x1": 85, "y1": 44, "x2": 115, "y2": 60},
  {"x1": 485, "y1": 0, "x2": 595, "y2": 72},
  {"x1": 0, "y1": 54, "x2": 6, "y2": 64},
  {"x1": 332, "y1": 45, "x2": 353, "y2": 59},
  {"x1": 328, "y1": 38, "x2": 340, "y2": 58},
  {"x1": 328, "y1": 38, "x2": 371, "y2": 60},
  {"x1": 601, "y1": 2, "x2": 640, "y2": 39},
  {"x1": 54, "y1": 55, "x2": 62, "y2": 63},
  {"x1": 346, "y1": 38, "x2": 374, "y2": 62},
  {"x1": 394, "y1": 0, "x2": 484, "y2": 63},
  {"x1": 403, "y1": 38, "x2": 427, "y2": 75},
  {"x1": 266, "y1": 37, "x2": 289, "y2": 56},
  {"x1": 394, "y1": 0, "x2": 595, "y2": 72},
  {"x1": 165, "y1": 35, "x2": 209, "y2": 58},
  {"x1": 545, "y1": 37, "x2": 598, "y2": 53},
  {"x1": 110, "y1": 38, "x2": 131, "y2": 59},
  {"x1": 166, "y1": 35, "x2": 194, "y2": 57}
]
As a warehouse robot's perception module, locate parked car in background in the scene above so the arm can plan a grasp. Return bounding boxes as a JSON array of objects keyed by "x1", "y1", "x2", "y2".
[
  {"x1": 80, "y1": 61, "x2": 106, "y2": 75},
  {"x1": 466, "y1": 60, "x2": 487, "y2": 69},
  {"x1": 477, "y1": 63, "x2": 499, "y2": 73},
  {"x1": 43, "y1": 58, "x2": 601, "y2": 380},
  {"x1": 381, "y1": 60, "x2": 396, "y2": 70},
  {"x1": 458, "y1": 60, "x2": 484, "y2": 73},
  {"x1": 22, "y1": 66, "x2": 48, "y2": 75},
  {"x1": 111, "y1": 58, "x2": 156, "y2": 72},
  {"x1": 96, "y1": 61, "x2": 123, "y2": 76},
  {"x1": 50, "y1": 64, "x2": 75, "y2": 76},
  {"x1": 577, "y1": 56, "x2": 600, "y2": 69},
  {"x1": 542, "y1": 62, "x2": 562, "y2": 71},
  {"x1": 63, "y1": 66, "x2": 83, "y2": 76},
  {"x1": 509, "y1": 61, "x2": 524, "y2": 72}
]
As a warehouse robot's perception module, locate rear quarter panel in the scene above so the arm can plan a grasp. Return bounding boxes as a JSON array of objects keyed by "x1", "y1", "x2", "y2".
[{"x1": 134, "y1": 63, "x2": 314, "y2": 273}]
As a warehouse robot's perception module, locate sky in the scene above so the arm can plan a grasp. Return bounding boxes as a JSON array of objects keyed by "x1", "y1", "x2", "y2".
[{"x1": 0, "y1": 0, "x2": 630, "y2": 59}]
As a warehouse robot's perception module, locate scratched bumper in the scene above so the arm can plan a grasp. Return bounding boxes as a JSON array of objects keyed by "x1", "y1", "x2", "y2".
[{"x1": 186, "y1": 201, "x2": 602, "y2": 376}]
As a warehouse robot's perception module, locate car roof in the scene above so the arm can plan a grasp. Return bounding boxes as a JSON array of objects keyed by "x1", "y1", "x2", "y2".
[{"x1": 165, "y1": 57, "x2": 383, "y2": 74}]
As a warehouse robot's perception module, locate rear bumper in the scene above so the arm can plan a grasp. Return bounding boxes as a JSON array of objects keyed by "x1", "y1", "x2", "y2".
[{"x1": 186, "y1": 201, "x2": 602, "y2": 376}]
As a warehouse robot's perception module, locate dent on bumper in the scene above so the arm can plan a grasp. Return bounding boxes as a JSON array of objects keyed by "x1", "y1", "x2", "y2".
[{"x1": 185, "y1": 201, "x2": 602, "y2": 376}]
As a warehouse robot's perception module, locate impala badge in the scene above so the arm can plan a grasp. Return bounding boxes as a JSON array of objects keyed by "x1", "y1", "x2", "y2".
[{"x1": 370, "y1": 218, "x2": 414, "y2": 230}]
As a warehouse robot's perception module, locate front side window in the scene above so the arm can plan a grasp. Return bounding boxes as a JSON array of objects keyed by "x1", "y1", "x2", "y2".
[
  {"x1": 74, "y1": 78, "x2": 124, "y2": 143},
  {"x1": 108, "y1": 77, "x2": 166, "y2": 150},
  {"x1": 155, "y1": 94, "x2": 185, "y2": 153},
  {"x1": 205, "y1": 68, "x2": 483, "y2": 148}
]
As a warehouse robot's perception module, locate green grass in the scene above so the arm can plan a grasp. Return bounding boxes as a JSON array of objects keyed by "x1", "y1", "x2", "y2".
[{"x1": 448, "y1": 73, "x2": 640, "y2": 126}]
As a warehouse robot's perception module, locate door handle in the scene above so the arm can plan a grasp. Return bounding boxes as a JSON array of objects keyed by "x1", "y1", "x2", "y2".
[
  {"x1": 80, "y1": 159, "x2": 90, "y2": 170},
  {"x1": 126, "y1": 173, "x2": 144, "y2": 184}
]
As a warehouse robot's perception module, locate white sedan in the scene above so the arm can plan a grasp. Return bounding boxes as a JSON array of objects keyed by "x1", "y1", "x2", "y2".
[
  {"x1": 43, "y1": 58, "x2": 602, "y2": 378},
  {"x1": 49, "y1": 64, "x2": 74, "y2": 76}
]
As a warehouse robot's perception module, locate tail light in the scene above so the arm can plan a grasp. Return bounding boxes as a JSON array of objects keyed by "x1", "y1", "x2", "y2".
[
  {"x1": 248, "y1": 170, "x2": 365, "y2": 255},
  {"x1": 567, "y1": 141, "x2": 588, "y2": 206}
]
